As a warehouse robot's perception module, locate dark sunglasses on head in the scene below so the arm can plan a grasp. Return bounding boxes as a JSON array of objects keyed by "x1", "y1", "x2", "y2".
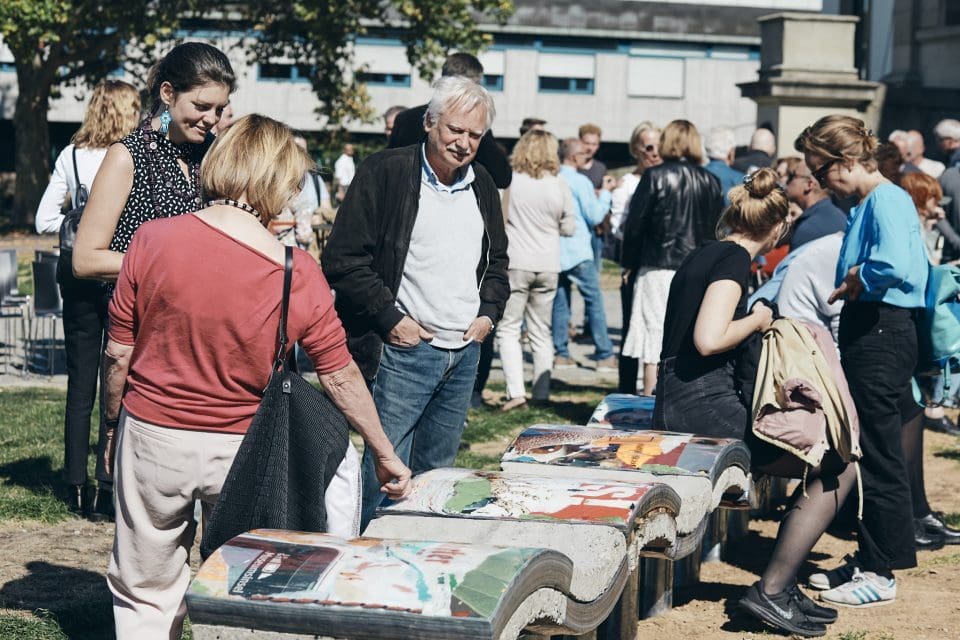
[{"x1": 812, "y1": 159, "x2": 839, "y2": 188}]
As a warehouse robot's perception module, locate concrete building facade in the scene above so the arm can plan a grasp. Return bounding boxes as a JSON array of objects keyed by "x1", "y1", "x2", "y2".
[{"x1": 2, "y1": 1, "x2": 851, "y2": 169}]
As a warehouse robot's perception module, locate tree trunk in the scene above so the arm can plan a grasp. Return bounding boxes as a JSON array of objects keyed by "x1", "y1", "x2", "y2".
[{"x1": 12, "y1": 55, "x2": 53, "y2": 229}]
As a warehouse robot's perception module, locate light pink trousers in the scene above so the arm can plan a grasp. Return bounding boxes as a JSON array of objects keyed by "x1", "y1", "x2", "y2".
[
  {"x1": 107, "y1": 411, "x2": 244, "y2": 640},
  {"x1": 107, "y1": 410, "x2": 361, "y2": 640}
]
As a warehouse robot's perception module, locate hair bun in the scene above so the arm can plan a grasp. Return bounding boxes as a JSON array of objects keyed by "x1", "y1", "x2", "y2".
[{"x1": 742, "y1": 167, "x2": 779, "y2": 199}]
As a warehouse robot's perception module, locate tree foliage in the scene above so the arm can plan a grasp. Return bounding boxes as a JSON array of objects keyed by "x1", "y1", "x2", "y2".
[
  {"x1": 1, "y1": 0, "x2": 514, "y2": 225},
  {"x1": 242, "y1": 0, "x2": 513, "y2": 126},
  {"x1": 0, "y1": 0, "x2": 200, "y2": 225}
]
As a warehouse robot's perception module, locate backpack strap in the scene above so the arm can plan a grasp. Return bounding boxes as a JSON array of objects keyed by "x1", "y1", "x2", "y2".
[{"x1": 71, "y1": 146, "x2": 88, "y2": 208}]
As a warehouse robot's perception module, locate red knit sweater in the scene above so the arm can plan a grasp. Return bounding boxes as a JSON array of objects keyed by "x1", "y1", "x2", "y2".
[{"x1": 108, "y1": 214, "x2": 352, "y2": 433}]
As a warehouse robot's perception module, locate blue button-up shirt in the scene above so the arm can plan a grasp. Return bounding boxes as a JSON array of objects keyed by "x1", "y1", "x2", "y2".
[
  {"x1": 835, "y1": 183, "x2": 927, "y2": 308},
  {"x1": 421, "y1": 144, "x2": 475, "y2": 194},
  {"x1": 559, "y1": 165, "x2": 612, "y2": 271}
]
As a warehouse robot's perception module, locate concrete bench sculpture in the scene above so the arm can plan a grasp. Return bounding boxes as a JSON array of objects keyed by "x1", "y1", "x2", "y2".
[
  {"x1": 186, "y1": 469, "x2": 681, "y2": 640},
  {"x1": 587, "y1": 393, "x2": 656, "y2": 430},
  {"x1": 367, "y1": 468, "x2": 681, "y2": 638},
  {"x1": 186, "y1": 529, "x2": 573, "y2": 640},
  {"x1": 499, "y1": 422, "x2": 752, "y2": 617}
]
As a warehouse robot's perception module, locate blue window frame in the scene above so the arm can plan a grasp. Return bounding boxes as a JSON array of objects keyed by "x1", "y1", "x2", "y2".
[
  {"x1": 481, "y1": 74, "x2": 503, "y2": 91},
  {"x1": 357, "y1": 72, "x2": 411, "y2": 87},
  {"x1": 538, "y1": 76, "x2": 594, "y2": 94},
  {"x1": 258, "y1": 63, "x2": 312, "y2": 83}
]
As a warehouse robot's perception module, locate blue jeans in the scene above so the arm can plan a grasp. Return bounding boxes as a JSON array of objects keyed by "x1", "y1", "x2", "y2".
[
  {"x1": 552, "y1": 260, "x2": 613, "y2": 359},
  {"x1": 361, "y1": 340, "x2": 480, "y2": 530}
]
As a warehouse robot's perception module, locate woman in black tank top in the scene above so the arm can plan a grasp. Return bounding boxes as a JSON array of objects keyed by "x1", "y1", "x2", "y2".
[{"x1": 69, "y1": 43, "x2": 235, "y2": 522}]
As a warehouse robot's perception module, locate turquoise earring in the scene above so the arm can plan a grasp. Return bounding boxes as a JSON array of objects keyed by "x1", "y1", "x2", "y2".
[{"x1": 159, "y1": 106, "x2": 172, "y2": 135}]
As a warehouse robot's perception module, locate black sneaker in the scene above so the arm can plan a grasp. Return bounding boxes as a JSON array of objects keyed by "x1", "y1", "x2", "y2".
[
  {"x1": 788, "y1": 583, "x2": 838, "y2": 624},
  {"x1": 739, "y1": 581, "x2": 827, "y2": 637},
  {"x1": 88, "y1": 487, "x2": 115, "y2": 523}
]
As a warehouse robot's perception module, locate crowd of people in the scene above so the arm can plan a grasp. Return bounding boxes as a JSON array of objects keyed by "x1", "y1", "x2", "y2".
[{"x1": 31, "y1": 41, "x2": 960, "y2": 639}]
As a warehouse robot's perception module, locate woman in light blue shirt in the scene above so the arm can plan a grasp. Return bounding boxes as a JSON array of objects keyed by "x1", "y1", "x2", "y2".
[{"x1": 794, "y1": 115, "x2": 926, "y2": 609}]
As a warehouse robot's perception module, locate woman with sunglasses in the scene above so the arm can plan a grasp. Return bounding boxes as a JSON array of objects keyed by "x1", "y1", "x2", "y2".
[
  {"x1": 795, "y1": 115, "x2": 928, "y2": 609},
  {"x1": 654, "y1": 167, "x2": 856, "y2": 637},
  {"x1": 612, "y1": 122, "x2": 661, "y2": 393}
]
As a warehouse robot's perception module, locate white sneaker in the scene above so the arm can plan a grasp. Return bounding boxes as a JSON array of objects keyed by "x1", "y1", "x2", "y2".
[
  {"x1": 818, "y1": 567, "x2": 896, "y2": 608},
  {"x1": 808, "y1": 553, "x2": 861, "y2": 590}
]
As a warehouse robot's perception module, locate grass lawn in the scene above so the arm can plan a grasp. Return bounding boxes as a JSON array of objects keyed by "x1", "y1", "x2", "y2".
[{"x1": 0, "y1": 380, "x2": 608, "y2": 639}]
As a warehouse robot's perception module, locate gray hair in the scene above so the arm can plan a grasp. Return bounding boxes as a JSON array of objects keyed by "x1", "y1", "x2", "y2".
[
  {"x1": 424, "y1": 76, "x2": 496, "y2": 131},
  {"x1": 887, "y1": 129, "x2": 908, "y2": 143},
  {"x1": 705, "y1": 127, "x2": 736, "y2": 160},
  {"x1": 934, "y1": 119, "x2": 960, "y2": 141},
  {"x1": 628, "y1": 121, "x2": 659, "y2": 158},
  {"x1": 559, "y1": 137, "x2": 582, "y2": 162}
]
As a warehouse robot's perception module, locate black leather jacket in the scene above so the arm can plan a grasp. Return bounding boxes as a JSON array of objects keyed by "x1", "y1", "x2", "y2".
[{"x1": 621, "y1": 160, "x2": 723, "y2": 271}]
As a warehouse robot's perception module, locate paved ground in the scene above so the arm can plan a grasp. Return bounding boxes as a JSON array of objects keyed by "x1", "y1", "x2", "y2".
[{"x1": 485, "y1": 284, "x2": 623, "y2": 390}]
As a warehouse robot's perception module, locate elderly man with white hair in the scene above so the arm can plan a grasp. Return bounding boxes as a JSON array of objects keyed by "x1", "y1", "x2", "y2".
[
  {"x1": 935, "y1": 119, "x2": 960, "y2": 170},
  {"x1": 323, "y1": 76, "x2": 510, "y2": 530},
  {"x1": 704, "y1": 126, "x2": 745, "y2": 205}
]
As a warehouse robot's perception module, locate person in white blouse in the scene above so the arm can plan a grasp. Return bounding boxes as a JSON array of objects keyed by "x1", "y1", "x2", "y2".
[
  {"x1": 611, "y1": 122, "x2": 661, "y2": 393},
  {"x1": 333, "y1": 143, "x2": 356, "y2": 203},
  {"x1": 34, "y1": 79, "x2": 141, "y2": 518}
]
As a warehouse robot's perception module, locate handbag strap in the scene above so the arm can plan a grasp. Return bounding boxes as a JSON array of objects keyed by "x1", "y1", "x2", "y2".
[
  {"x1": 71, "y1": 146, "x2": 87, "y2": 208},
  {"x1": 273, "y1": 246, "x2": 294, "y2": 370},
  {"x1": 311, "y1": 172, "x2": 322, "y2": 204}
]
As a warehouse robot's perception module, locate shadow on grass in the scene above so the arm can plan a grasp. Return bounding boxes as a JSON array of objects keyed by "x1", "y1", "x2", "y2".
[
  {"x1": 0, "y1": 561, "x2": 113, "y2": 640},
  {"x1": 0, "y1": 456, "x2": 60, "y2": 492}
]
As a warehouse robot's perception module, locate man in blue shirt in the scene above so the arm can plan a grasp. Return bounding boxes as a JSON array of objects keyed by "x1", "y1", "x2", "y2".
[
  {"x1": 704, "y1": 127, "x2": 744, "y2": 206},
  {"x1": 554, "y1": 138, "x2": 616, "y2": 370},
  {"x1": 784, "y1": 157, "x2": 847, "y2": 250}
]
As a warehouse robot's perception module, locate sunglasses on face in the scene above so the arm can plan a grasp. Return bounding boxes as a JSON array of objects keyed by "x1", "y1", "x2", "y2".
[{"x1": 812, "y1": 159, "x2": 839, "y2": 189}]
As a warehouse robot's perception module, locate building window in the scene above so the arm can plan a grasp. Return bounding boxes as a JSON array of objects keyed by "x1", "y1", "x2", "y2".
[
  {"x1": 538, "y1": 76, "x2": 594, "y2": 94},
  {"x1": 537, "y1": 53, "x2": 595, "y2": 95},
  {"x1": 481, "y1": 74, "x2": 503, "y2": 91},
  {"x1": 258, "y1": 63, "x2": 312, "y2": 82},
  {"x1": 356, "y1": 72, "x2": 411, "y2": 87},
  {"x1": 626, "y1": 57, "x2": 684, "y2": 98}
]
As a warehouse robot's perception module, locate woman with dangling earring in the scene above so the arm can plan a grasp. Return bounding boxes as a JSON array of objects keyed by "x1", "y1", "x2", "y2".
[{"x1": 72, "y1": 41, "x2": 236, "y2": 520}]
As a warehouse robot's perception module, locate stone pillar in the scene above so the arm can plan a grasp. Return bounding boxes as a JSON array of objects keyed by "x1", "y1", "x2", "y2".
[{"x1": 738, "y1": 12, "x2": 885, "y2": 158}]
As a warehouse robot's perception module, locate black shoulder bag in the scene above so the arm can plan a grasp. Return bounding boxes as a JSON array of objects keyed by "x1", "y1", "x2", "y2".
[
  {"x1": 200, "y1": 246, "x2": 351, "y2": 559},
  {"x1": 56, "y1": 148, "x2": 89, "y2": 284},
  {"x1": 58, "y1": 146, "x2": 88, "y2": 252}
]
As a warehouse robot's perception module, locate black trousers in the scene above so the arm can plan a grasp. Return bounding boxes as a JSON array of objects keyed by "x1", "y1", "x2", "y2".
[
  {"x1": 618, "y1": 268, "x2": 639, "y2": 393},
  {"x1": 838, "y1": 301, "x2": 918, "y2": 572},
  {"x1": 61, "y1": 276, "x2": 111, "y2": 487}
]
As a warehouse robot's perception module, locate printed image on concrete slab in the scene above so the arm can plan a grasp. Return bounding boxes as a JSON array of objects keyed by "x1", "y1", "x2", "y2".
[
  {"x1": 501, "y1": 425, "x2": 748, "y2": 481},
  {"x1": 588, "y1": 393, "x2": 656, "y2": 430},
  {"x1": 187, "y1": 529, "x2": 573, "y2": 640},
  {"x1": 379, "y1": 467, "x2": 666, "y2": 530}
]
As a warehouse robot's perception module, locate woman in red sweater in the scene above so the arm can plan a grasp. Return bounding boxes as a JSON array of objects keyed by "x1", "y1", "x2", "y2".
[{"x1": 101, "y1": 114, "x2": 411, "y2": 640}]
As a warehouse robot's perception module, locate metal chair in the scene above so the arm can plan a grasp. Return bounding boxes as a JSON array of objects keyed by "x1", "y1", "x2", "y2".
[
  {"x1": 0, "y1": 250, "x2": 29, "y2": 374},
  {"x1": 35, "y1": 249, "x2": 60, "y2": 263},
  {"x1": 31, "y1": 260, "x2": 63, "y2": 376}
]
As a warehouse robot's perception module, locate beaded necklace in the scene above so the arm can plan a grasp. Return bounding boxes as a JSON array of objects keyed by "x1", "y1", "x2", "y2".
[
  {"x1": 138, "y1": 117, "x2": 203, "y2": 216},
  {"x1": 206, "y1": 198, "x2": 263, "y2": 221}
]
